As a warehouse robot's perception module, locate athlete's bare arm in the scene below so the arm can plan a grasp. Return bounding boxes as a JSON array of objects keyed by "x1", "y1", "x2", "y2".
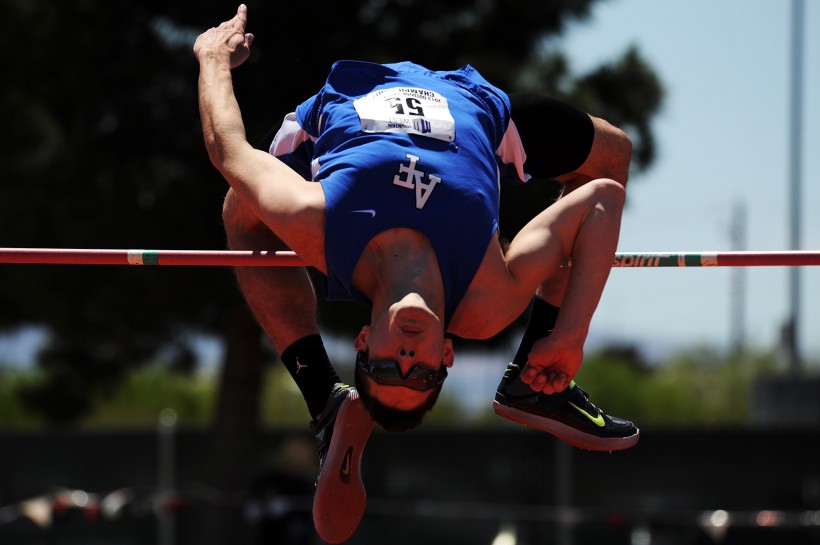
[{"x1": 194, "y1": 5, "x2": 328, "y2": 271}]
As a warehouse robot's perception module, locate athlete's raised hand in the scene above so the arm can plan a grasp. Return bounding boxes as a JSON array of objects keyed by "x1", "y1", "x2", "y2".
[{"x1": 194, "y1": 4, "x2": 254, "y2": 69}]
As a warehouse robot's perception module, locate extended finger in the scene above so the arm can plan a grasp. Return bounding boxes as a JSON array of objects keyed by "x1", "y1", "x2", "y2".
[{"x1": 235, "y1": 4, "x2": 248, "y2": 30}]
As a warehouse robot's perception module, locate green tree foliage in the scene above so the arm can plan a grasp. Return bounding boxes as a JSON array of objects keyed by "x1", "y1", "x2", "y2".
[
  {"x1": 0, "y1": 347, "x2": 783, "y2": 429},
  {"x1": 539, "y1": 345, "x2": 780, "y2": 426}
]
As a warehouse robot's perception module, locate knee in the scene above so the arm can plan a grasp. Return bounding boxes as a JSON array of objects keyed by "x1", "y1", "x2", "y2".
[
  {"x1": 587, "y1": 178, "x2": 626, "y2": 209},
  {"x1": 222, "y1": 188, "x2": 289, "y2": 250},
  {"x1": 222, "y1": 189, "x2": 259, "y2": 241},
  {"x1": 223, "y1": 188, "x2": 255, "y2": 233}
]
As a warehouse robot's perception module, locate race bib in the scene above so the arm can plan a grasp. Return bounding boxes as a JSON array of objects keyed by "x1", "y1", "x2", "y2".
[{"x1": 353, "y1": 87, "x2": 456, "y2": 142}]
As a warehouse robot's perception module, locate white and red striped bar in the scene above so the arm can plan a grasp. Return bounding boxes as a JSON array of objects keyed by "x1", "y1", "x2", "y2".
[
  {"x1": 610, "y1": 251, "x2": 820, "y2": 268},
  {"x1": 0, "y1": 248, "x2": 306, "y2": 267},
  {"x1": 1, "y1": 248, "x2": 819, "y2": 268}
]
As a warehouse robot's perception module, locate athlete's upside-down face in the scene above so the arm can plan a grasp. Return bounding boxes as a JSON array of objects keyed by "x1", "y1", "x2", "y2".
[{"x1": 354, "y1": 293, "x2": 454, "y2": 411}]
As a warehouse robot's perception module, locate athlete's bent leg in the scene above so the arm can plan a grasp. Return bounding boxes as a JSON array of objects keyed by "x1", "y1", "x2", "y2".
[
  {"x1": 494, "y1": 179, "x2": 639, "y2": 451},
  {"x1": 223, "y1": 189, "x2": 373, "y2": 542},
  {"x1": 223, "y1": 187, "x2": 340, "y2": 416}
]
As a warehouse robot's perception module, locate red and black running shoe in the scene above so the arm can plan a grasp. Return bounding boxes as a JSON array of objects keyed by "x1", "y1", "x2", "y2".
[{"x1": 311, "y1": 384, "x2": 374, "y2": 543}]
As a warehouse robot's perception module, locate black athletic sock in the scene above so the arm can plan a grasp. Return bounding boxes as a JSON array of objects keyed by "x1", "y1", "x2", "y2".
[
  {"x1": 511, "y1": 297, "x2": 560, "y2": 368},
  {"x1": 280, "y1": 334, "x2": 342, "y2": 419}
]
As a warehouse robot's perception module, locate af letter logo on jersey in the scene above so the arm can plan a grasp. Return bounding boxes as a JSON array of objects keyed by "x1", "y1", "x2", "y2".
[{"x1": 393, "y1": 153, "x2": 442, "y2": 209}]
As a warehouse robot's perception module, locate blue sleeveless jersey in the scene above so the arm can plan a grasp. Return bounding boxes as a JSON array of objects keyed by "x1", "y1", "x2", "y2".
[{"x1": 295, "y1": 61, "x2": 511, "y2": 324}]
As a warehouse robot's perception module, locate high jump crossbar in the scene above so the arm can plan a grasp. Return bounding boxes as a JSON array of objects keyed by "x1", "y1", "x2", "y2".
[{"x1": 1, "y1": 248, "x2": 820, "y2": 268}]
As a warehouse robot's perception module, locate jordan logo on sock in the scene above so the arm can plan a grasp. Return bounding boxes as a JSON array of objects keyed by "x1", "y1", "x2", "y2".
[{"x1": 295, "y1": 357, "x2": 308, "y2": 373}]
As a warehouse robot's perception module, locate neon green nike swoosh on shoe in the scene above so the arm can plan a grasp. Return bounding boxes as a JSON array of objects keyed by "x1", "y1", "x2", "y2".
[{"x1": 568, "y1": 401, "x2": 605, "y2": 427}]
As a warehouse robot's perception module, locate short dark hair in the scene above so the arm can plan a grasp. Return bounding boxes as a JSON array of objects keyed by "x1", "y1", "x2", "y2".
[{"x1": 354, "y1": 351, "x2": 442, "y2": 433}]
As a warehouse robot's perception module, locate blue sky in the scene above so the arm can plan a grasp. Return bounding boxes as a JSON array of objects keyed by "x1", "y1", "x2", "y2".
[{"x1": 559, "y1": 0, "x2": 820, "y2": 364}]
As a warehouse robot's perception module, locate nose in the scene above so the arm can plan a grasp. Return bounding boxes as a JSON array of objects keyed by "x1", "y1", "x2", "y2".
[{"x1": 399, "y1": 349, "x2": 416, "y2": 358}]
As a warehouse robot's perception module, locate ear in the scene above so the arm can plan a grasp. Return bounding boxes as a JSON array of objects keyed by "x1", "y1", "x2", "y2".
[
  {"x1": 442, "y1": 338, "x2": 455, "y2": 368},
  {"x1": 354, "y1": 325, "x2": 370, "y2": 352}
]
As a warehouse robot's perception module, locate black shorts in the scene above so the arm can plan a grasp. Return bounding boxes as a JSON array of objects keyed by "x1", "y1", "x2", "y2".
[{"x1": 509, "y1": 93, "x2": 594, "y2": 179}]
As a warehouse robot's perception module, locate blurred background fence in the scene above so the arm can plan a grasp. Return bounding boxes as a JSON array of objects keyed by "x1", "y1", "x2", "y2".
[{"x1": 2, "y1": 424, "x2": 819, "y2": 545}]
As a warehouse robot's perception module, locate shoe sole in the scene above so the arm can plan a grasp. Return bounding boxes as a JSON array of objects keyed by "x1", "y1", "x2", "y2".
[
  {"x1": 493, "y1": 400, "x2": 639, "y2": 452},
  {"x1": 313, "y1": 390, "x2": 374, "y2": 543}
]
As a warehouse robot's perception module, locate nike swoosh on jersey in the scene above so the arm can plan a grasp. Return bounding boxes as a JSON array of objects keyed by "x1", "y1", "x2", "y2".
[
  {"x1": 350, "y1": 209, "x2": 376, "y2": 218},
  {"x1": 568, "y1": 402, "x2": 606, "y2": 427}
]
